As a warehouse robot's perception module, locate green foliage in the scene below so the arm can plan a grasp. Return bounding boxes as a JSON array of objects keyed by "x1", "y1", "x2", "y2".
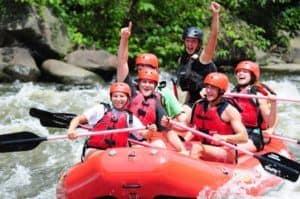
[
  {"x1": 221, "y1": 0, "x2": 299, "y2": 48},
  {"x1": 3, "y1": 0, "x2": 299, "y2": 68},
  {"x1": 215, "y1": 11, "x2": 270, "y2": 64},
  {"x1": 278, "y1": 7, "x2": 300, "y2": 36},
  {"x1": 125, "y1": 0, "x2": 211, "y2": 68}
]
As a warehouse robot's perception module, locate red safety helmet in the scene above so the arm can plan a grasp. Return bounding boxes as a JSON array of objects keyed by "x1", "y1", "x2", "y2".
[
  {"x1": 135, "y1": 53, "x2": 159, "y2": 69},
  {"x1": 235, "y1": 61, "x2": 260, "y2": 81},
  {"x1": 204, "y1": 72, "x2": 229, "y2": 92},
  {"x1": 138, "y1": 68, "x2": 159, "y2": 83},
  {"x1": 109, "y1": 82, "x2": 131, "y2": 98}
]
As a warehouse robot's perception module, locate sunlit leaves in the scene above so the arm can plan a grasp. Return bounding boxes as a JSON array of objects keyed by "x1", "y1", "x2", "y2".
[{"x1": 4, "y1": 0, "x2": 299, "y2": 68}]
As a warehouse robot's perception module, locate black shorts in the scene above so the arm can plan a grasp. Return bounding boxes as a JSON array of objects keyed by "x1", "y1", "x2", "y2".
[{"x1": 247, "y1": 128, "x2": 264, "y2": 151}]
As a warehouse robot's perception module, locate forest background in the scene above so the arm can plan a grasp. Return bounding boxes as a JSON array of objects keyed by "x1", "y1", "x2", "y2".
[{"x1": 1, "y1": 0, "x2": 299, "y2": 70}]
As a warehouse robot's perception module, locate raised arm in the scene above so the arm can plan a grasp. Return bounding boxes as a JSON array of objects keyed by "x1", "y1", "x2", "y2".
[
  {"x1": 117, "y1": 22, "x2": 132, "y2": 82},
  {"x1": 199, "y1": 2, "x2": 220, "y2": 64}
]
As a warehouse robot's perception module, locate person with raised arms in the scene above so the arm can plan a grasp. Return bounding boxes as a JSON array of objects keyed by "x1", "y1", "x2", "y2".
[
  {"x1": 164, "y1": 72, "x2": 248, "y2": 163},
  {"x1": 231, "y1": 61, "x2": 277, "y2": 152},
  {"x1": 117, "y1": 22, "x2": 191, "y2": 155},
  {"x1": 176, "y1": 1, "x2": 220, "y2": 112},
  {"x1": 169, "y1": 1, "x2": 221, "y2": 155},
  {"x1": 67, "y1": 82, "x2": 152, "y2": 160}
]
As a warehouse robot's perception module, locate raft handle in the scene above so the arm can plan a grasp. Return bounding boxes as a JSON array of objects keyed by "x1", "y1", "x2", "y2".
[{"x1": 122, "y1": 184, "x2": 141, "y2": 189}]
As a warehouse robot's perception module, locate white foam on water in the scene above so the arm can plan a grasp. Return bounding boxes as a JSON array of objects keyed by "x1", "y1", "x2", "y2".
[
  {"x1": 261, "y1": 80, "x2": 300, "y2": 139},
  {"x1": 1, "y1": 78, "x2": 300, "y2": 198},
  {"x1": 197, "y1": 164, "x2": 282, "y2": 199},
  {"x1": 29, "y1": 186, "x2": 57, "y2": 199},
  {"x1": 0, "y1": 164, "x2": 31, "y2": 198}
]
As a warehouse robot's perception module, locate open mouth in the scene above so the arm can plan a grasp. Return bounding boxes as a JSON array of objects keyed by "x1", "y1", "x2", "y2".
[
  {"x1": 142, "y1": 87, "x2": 152, "y2": 92},
  {"x1": 237, "y1": 76, "x2": 246, "y2": 81}
]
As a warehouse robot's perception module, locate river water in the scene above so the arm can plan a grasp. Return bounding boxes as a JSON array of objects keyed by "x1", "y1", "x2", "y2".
[{"x1": 1, "y1": 72, "x2": 300, "y2": 199}]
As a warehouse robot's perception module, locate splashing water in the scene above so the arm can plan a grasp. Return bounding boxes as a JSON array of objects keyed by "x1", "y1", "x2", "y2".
[{"x1": 1, "y1": 73, "x2": 300, "y2": 198}]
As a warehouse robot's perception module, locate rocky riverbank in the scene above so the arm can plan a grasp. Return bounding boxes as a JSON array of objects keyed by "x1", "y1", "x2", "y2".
[
  {"x1": 0, "y1": 3, "x2": 117, "y2": 85},
  {"x1": 220, "y1": 35, "x2": 300, "y2": 74},
  {"x1": 0, "y1": 3, "x2": 299, "y2": 84}
]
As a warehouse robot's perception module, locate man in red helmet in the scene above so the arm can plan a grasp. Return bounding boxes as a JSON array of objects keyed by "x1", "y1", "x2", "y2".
[
  {"x1": 231, "y1": 60, "x2": 277, "y2": 152},
  {"x1": 117, "y1": 22, "x2": 191, "y2": 154},
  {"x1": 164, "y1": 1, "x2": 221, "y2": 155},
  {"x1": 126, "y1": 67, "x2": 166, "y2": 131},
  {"x1": 177, "y1": 1, "x2": 220, "y2": 111},
  {"x1": 117, "y1": 22, "x2": 184, "y2": 120},
  {"x1": 183, "y1": 72, "x2": 248, "y2": 163}
]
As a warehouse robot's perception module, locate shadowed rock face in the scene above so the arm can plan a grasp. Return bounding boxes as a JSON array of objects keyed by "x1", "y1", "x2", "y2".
[
  {"x1": 41, "y1": 59, "x2": 104, "y2": 85},
  {"x1": 0, "y1": 2, "x2": 115, "y2": 84},
  {"x1": 65, "y1": 50, "x2": 117, "y2": 71},
  {"x1": 0, "y1": 47, "x2": 40, "y2": 82},
  {"x1": 64, "y1": 50, "x2": 117, "y2": 82},
  {"x1": 0, "y1": 2, "x2": 71, "y2": 64}
]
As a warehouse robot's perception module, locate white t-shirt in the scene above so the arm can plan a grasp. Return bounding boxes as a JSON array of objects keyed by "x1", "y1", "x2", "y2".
[{"x1": 83, "y1": 104, "x2": 144, "y2": 140}]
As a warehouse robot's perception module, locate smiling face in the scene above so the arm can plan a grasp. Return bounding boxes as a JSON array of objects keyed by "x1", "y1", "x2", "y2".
[
  {"x1": 184, "y1": 37, "x2": 200, "y2": 55},
  {"x1": 205, "y1": 84, "x2": 221, "y2": 102},
  {"x1": 111, "y1": 92, "x2": 129, "y2": 110},
  {"x1": 235, "y1": 69, "x2": 252, "y2": 86},
  {"x1": 138, "y1": 79, "x2": 156, "y2": 97}
]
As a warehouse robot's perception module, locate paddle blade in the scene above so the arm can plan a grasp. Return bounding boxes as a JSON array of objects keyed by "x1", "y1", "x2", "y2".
[
  {"x1": 40, "y1": 118, "x2": 70, "y2": 128},
  {"x1": 0, "y1": 132, "x2": 47, "y2": 153},
  {"x1": 30, "y1": 108, "x2": 76, "y2": 128},
  {"x1": 255, "y1": 152, "x2": 300, "y2": 182}
]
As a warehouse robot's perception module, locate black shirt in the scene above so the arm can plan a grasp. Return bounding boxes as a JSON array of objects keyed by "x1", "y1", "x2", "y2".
[{"x1": 177, "y1": 52, "x2": 217, "y2": 107}]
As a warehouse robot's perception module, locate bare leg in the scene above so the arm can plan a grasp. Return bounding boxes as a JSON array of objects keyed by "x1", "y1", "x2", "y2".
[
  {"x1": 84, "y1": 148, "x2": 104, "y2": 160},
  {"x1": 201, "y1": 145, "x2": 236, "y2": 163},
  {"x1": 190, "y1": 143, "x2": 204, "y2": 159}
]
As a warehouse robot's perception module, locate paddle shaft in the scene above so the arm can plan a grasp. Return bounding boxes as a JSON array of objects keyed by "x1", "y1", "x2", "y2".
[
  {"x1": 0, "y1": 126, "x2": 147, "y2": 153},
  {"x1": 76, "y1": 125, "x2": 155, "y2": 148},
  {"x1": 170, "y1": 120, "x2": 254, "y2": 156},
  {"x1": 81, "y1": 121, "x2": 299, "y2": 146},
  {"x1": 265, "y1": 133, "x2": 300, "y2": 144},
  {"x1": 47, "y1": 126, "x2": 146, "y2": 141},
  {"x1": 32, "y1": 108, "x2": 300, "y2": 147},
  {"x1": 225, "y1": 92, "x2": 300, "y2": 103},
  {"x1": 29, "y1": 108, "x2": 156, "y2": 148}
]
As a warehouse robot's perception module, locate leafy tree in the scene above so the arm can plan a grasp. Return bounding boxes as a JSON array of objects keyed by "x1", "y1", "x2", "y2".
[
  {"x1": 3, "y1": 0, "x2": 300, "y2": 69},
  {"x1": 221, "y1": 0, "x2": 300, "y2": 48}
]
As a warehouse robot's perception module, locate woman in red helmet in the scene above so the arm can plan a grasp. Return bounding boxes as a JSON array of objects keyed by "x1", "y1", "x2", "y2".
[
  {"x1": 232, "y1": 61, "x2": 277, "y2": 152},
  {"x1": 67, "y1": 82, "x2": 149, "y2": 160},
  {"x1": 177, "y1": 1, "x2": 220, "y2": 111},
  {"x1": 185, "y1": 72, "x2": 248, "y2": 163}
]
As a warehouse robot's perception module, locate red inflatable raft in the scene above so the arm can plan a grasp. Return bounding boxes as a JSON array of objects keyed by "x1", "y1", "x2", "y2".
[{"x1": 57, "y1": 138, "x2": 292, "y2": 198}]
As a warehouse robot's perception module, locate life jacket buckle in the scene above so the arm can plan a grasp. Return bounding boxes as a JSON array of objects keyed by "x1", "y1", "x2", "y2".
[
  {"x1": 105, "y1": 138, "x2": 116, "y2": 147},
  {"x1": 110, "y1": 115, "x2": 118, "y2": 122},
  {"x1": 142, "y1": 100, "x2": 149, "y2": 106},
  {"x1": 137, "y1": 109, "x2": 146, "y2": 117}
]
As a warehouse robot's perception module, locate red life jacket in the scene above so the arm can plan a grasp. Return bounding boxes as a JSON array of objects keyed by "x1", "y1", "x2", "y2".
[
  {"x1": 128, "y1": 91, "x2": 161, "y2": 126},
  {"x1": 87, "y1": 109, "x2": 130, "y2": 149},
  {"x1": 232, "y1": 85, "x2": 269, "y2": 129},
  {"x1": 191, "y1": 99, "x2": 233, "y2": 144}
]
